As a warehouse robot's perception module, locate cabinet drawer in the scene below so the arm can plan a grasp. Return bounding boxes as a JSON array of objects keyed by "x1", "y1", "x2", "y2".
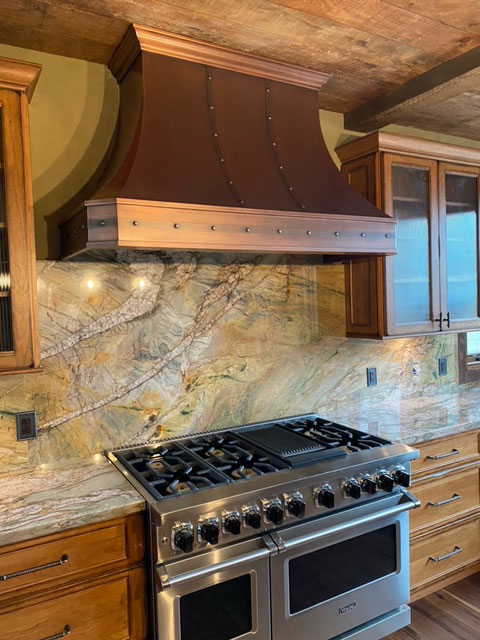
[
  {"x1": 0, "y1": 568, "x2": 145, "y2": 640},
  {"x1": 0, "y1": 516, "x2": 143, "y2": 597},
  {"x1": 410, "y1": 468, "x2": 480, "y2": 532},
  {"x1": 411, "y1": 518, "x2": 480, "y2": 589},
  {"x1": 413, "y1": 431, "x2": 479, "y2": 474}
]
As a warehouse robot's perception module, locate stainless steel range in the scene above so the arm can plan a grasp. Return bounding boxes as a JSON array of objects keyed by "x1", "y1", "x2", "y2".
[{"x1": 108, "y1": 414, "x2": 420, "y2": 640}]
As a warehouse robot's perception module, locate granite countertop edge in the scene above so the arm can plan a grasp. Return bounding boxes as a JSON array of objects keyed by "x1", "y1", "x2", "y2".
[{"x1": 0, "y1": 454, "x2": 145, "y2": 548}]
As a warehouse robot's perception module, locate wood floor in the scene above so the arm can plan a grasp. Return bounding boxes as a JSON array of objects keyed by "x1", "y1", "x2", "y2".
[{"x1": 386, "y1": 574, "x2": 480, "y2": 639}]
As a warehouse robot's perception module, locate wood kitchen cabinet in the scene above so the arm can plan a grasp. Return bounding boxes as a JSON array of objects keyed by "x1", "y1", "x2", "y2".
[
  {"x1": 0, "y1": 57, "x2": 41, "y2": 374},
  {"x1": 337, "y1": 132, "x2": 480, "y2": 338},
  {"x1": 0, "y1": 514, "x2": 147, "y2": 640},
  {"x1": 409, "y1": 430, "x2": 480, "y2": 600}
]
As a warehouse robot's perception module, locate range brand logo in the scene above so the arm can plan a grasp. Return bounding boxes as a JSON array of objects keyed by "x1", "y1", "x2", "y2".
[{"x1": 339, "y1": 602, "x2": 357, "y2": 615}]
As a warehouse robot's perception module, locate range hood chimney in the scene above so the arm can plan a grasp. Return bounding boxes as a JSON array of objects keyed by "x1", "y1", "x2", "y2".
[{"x1": 60, "y1": 25, "x2": 395, "y2": 258}]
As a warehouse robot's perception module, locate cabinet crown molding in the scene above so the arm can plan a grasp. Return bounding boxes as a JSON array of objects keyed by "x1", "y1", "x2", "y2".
[{"x1": 0, "y1": 57, "x2": 42, "y2": 102}]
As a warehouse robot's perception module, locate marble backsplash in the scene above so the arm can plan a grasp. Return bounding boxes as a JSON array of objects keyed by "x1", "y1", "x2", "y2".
[{"x1": 0, "y1": 251, "x2": 458, "y2": 471}]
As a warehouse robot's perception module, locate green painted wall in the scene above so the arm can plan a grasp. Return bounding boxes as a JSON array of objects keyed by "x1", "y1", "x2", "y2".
[
  {"x1": 2, "y1": 43, "x2": 480, "y2": 258},
  {"x1": 0, "y1": 44, "x2": 119, "y2": 259}
]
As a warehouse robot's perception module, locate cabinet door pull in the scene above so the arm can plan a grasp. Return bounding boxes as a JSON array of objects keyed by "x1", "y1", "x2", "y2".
[
  {"x1": 41, "y1": 624, "x2": 72, "y2": 640},
  {"x1": 429, "y1": 546, "x2": 462, "y2": 563},
  {"x1": 445, "y1": 311, "x2": 451, "y2": 328},
  {"x1": 426, "y1": 448, "x2": 459, "y2": 461},
  {"x1": 0, "y1": 554, "x2": 68, "y2": 581},
  {"x1": 427, "y1": 493, "x2": 461, "y2": 508}
]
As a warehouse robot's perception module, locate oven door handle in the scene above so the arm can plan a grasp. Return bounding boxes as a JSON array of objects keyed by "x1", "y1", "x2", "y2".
[
  {"x1": 157, "y1": 540, "x2": 275, "y2": 589},
  {"x1": 273, "y1": 490, "x2": 420, "y2": 552}
]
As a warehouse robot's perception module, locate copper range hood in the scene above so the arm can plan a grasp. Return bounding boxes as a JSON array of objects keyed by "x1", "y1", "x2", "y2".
[{"x1": 60, "y1": 25, "x2": 396, "y2": 258}]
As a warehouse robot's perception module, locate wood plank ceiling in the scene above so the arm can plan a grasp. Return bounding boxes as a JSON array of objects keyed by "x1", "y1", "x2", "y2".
[{"x1": 2, "y1": 0, "x2": 480, "y2": 139}]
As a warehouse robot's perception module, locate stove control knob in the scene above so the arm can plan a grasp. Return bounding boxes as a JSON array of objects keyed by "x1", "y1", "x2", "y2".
[
  {"x1": 377, "y1": 473, "x2": 394, "y2": 493},
  {"x1": 224, "y1": 513, "x2": 242, "y2": 535},
  {"x1": 316, "y1": 486, "x2": 335, "y2": 509},
  {"x1": 173, "y1": 525, "x2": 194, "y2": 553},
  {"x1": 393, "y1": 469, "x2": 411, "y2": 488},
  {"x1": 286, "y1": 494, "x2": 306, "y2": 519},
  {"x1": 345, "y1": 480, "x2": 362, "y2": 499},
  {"x1": 244, "y1": 508, "x2": 262, "y2": 529},
  {"x1": 265, "y1": 501, "x2": 284, "y2": 526},
  {"x1": 361, "y1": 476, "x2": 377, "y2": 494},
  {"x1": 200, "y1": 518, "x2": 220, "y2": 545}
]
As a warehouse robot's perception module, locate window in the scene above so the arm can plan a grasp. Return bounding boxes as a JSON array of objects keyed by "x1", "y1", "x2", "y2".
[{"x1": 458, "y1": 332, "x2": 480, "y2": 383}]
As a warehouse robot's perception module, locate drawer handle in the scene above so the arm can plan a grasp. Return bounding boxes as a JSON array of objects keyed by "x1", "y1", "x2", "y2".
[
  {"x1": 41, "y1": 624, "x2": 72, "y2": 640},
  {"x1": 429, "y1": 546, "x2": 462, "y2": 563},
  {"x1": 0, "y1": 554, "x2": 68, "y2": 581},
  {"x1": 426, "y1": 448, "x2": 459, "y2": 461},
  {"x1": 427, "y1": 493, "x2": 461, "y2": 508}
]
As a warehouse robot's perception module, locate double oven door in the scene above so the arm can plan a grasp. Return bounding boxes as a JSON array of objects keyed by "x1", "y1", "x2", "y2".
[{"x1": 155, "y1": 491, "x2": 419, "y2": 640}]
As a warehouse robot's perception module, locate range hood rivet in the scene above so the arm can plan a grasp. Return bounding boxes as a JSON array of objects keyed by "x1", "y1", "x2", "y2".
[
  {"x1": 385, "y1": 233, "x2": 390, "y2": 238},
  {"x1": 272, "y1": 142, "x2": 277, "y2": 146},
  {"x1": 301, "y1": 205, "x2": 306, "y2": 209},
  {"x1": 277, "y1": 229, "x2": 283, "y2": 234},
  {"x1": 268, "y1": 116, "x2": 272, "y2": 120},
  {"x1": 240, "y1": 200, "x2": 245, "y2": 204},
  {"x1": 174, "y1": 223, "x2": 180, "y2": 229},
  {"x1": 220, "y1": 158, "x2": 224, "y2": 162},
  {"x1": 288, "y1": 186, "x2": 293, "y2": 191},
  {"x1": 209, "y1": 105, "x2": 214, "y2": 110},
  {"x1": 207, "y1": 75, "x2": 212, "y2": 80},
  {"x1": 360, "y1": 232, "x2": 366, "y2": 237},
  {"x1": 132, "y1": 220, "x2": 139, "y2": 226},
  {"x1": 228, "y1": 180, "x2": 233, "y2": 185},
  {"x1": 245, "y1": 227, "x2": 251, "y2": 233},
  {"x1": 306, "y1": 230, "x2": 312, "y2": 235},
  {"x1": 334, "y1": 231, "x2": 340, "y2": 236},
  {"x1": 211, "y1": 225, "x2": 217, "y2": 231},
  {"x1": 99, "y1": 220, "x2": 105, "y2": 227},
  {"x1": 279, "y1": 165, "x2": 284, "y2": 170},
  {"x1": 266, "y1": 88, "x2": 271, "y2": 93},
  {"x1": 214, "y1": 132, "x2": 218, "y2": 137}
]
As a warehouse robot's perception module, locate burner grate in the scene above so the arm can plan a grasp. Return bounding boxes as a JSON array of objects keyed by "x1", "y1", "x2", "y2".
[
  {"x1": 115, "y1": 444, "x2": 230, "y2": 500},
  {"x1": 183, "y1": 432, "x2": 288, "y2": 481}
]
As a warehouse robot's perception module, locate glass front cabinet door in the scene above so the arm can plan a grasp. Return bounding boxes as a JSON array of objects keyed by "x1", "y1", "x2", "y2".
[
  {"x1": 338, "y1": 132, "x2": 480, "y2": 338},
  {"x1": 0, "y1": 58, "x2": 41, "y2": 373}
]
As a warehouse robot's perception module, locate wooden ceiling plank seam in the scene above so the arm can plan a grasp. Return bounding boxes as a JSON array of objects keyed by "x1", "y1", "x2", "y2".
[
  {"x1": 0, "y1": 0, "x2": 128, "y2": 47},
  {"x1": 382, "y1": 0, "x2": 480, "y2": 37},
  {"x1": 269, "y1": 0, "x2": 480, "y2": 59}
]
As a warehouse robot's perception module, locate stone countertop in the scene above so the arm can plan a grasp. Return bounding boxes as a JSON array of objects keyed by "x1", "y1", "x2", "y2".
[
  {"x1": 0, "y1": 454, "x2": 144, "y2": 547},
  {"x1": 326, "y1": 384, "x2": 480, "y2": 447}
]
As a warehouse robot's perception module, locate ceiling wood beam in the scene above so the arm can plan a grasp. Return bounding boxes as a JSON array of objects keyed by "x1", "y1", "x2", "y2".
[{"x1": 345, "y1": 45, "x2": 480, "y2": 132}]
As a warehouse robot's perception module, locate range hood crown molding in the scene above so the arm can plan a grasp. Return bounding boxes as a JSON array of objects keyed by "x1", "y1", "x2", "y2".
[{"x1": 60, "y1": 25, "x2": 396, "y2": 259}]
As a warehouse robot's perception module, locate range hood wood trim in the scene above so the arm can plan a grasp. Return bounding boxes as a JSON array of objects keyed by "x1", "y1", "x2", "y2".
[
  {"x1": 109, "y1": 24, "x2": 331, "y2": 89},
  {"x1": 60, "y1": 198, "x2": 397, "y2": 258}
]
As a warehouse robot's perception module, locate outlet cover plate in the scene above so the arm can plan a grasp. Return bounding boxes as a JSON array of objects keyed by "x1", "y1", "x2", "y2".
[
  {"x1": 16, "y1": 412, "x2": 37, "y2": 441},
  {"x1": 438, "y1": 357, "x2": 448, "y2": 377},
  {"x1": 367, "y1": 367, "x2": 377, "y2": 387}
]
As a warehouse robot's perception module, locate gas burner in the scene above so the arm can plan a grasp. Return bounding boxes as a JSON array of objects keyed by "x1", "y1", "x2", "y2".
[
  {"x1": 284, "y1": 417, "x2": 390, "y2": 453},
  {"x1": 184, "y1": 433, "x2": 288, "y2": 481},
  {"x1": 115, "y1": 443, "x2": 230, "y2": 500}
]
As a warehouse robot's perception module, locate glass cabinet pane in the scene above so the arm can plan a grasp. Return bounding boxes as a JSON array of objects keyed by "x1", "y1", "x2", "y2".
[
  {"x1": 392, "y1": 165, "x2": 431, "y2": 325},
  {"x1": 0, "y1": 109, "x2": 13, "y2": 352},
  {"x1": 445, "y1": 173, "x2": 478, "y2": 320}
]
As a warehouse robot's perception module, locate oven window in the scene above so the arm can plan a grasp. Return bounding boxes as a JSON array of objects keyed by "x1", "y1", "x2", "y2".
[
  {"x1": 289, "y1": 525, "x2": 397, "y2": 614},
  {"x1": 180, "y1": 574, "x2": 252, "y2": 640}
]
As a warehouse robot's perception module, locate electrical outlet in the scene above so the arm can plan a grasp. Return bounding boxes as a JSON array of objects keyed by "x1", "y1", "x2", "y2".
[
  {"x1": 16, "y1": 412, "x2": 37, "y2": 441},
  {"x1": 438, "y1": 357, "x2": 448, "y2": 377},
  {"x1": 366, "y1": 367, "x2": 377, "y2": 387}
]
